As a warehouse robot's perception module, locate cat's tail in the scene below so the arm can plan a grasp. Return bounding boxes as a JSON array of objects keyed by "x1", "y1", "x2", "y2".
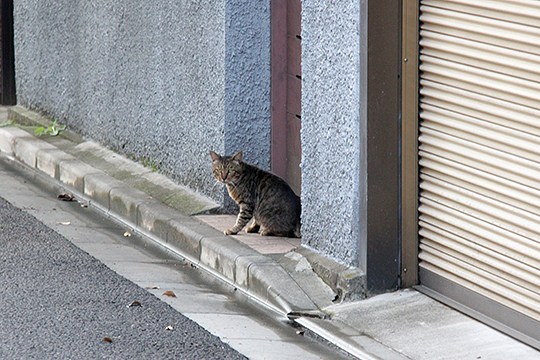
[{"x1": 293, "y1": 223, "x2": 301, "y2": 238}]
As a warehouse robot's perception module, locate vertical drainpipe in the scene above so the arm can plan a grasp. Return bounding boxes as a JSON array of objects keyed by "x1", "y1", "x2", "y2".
[{"x1": 0, "y1": 0, "x2": 16, "y2": 105}]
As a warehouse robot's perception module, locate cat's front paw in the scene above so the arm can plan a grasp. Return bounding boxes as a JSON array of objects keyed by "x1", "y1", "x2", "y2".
[
  {"x1": 224, "y1": 228, "x2": 238, "y2": 235},
  {"x1": 259, "y1": 228, "x2": 271, "y2": 236}
]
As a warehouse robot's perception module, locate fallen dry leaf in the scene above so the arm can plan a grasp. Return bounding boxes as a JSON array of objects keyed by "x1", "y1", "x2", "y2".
[
  {"x1": 127, "y1": 300, "x2": 142, "y2": 308},
  {"x1": 58, "y1": 193, "x2": 75, "y2": 202},
  {"x1": 162, "y1": 290, "x2": 177, "y2": 298},
  {"x1": 57, "y1": 221, "x2": 71, "y2": 226},
  {"x1": 102, "y1": 337, "x2": 113, "y2": 343}
]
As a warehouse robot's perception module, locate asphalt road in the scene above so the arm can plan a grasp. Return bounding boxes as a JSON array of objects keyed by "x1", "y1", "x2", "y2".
[{"x1": 0, "y1": 197, "x2": 246, "y2": 360}]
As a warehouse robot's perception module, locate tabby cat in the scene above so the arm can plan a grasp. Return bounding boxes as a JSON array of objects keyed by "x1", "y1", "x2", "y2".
[{"x1": 209, "y1": 151, "x2": 301, "y2": 238}]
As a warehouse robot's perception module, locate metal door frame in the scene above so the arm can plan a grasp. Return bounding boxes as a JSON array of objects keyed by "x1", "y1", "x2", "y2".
[{"x1": 401, "y1": 0, "x2": 420, "y2": 288}]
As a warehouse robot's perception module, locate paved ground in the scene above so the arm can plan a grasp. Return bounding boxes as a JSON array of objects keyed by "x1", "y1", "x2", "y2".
[
  {"x1": 326, "y1": 290, "x2": 540, "y2": 360},
  {"x1": 0, "y1": 195, "x2": 247, "y2": 360}
]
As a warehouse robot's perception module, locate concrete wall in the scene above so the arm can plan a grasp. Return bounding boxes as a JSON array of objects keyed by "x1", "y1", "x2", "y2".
[
  {"x1": 13, "y1": 0, "x2": 271, "y2": 205},
  {"x1": 301, "y1": 1, "x2": 365, "y2": 268},
  {"x1": 224, "y1": 0, "x2": 271, "y2": 169},
  {"x1": 14, "y1": 0, "x2": 367, "y2": 271}
]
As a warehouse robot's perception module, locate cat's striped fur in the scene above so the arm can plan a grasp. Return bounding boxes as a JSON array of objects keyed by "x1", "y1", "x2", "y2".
[{"x1": 210, "y1": 151, "x2": 301, "y2": 238}]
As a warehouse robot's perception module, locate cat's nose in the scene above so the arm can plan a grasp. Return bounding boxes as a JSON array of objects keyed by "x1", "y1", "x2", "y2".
[{"x1": 221, "y1": 171, "x2": 228, "y2": 180}]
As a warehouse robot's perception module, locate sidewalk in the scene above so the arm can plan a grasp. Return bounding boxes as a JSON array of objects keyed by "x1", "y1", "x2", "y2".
[{"x1": 1, "y1": 106, "x2": 538, "y2": 360}]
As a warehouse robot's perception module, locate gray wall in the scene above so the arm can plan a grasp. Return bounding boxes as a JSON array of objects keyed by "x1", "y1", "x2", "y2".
[
  {"x1": 301, "y1": 1, "x2": 364, "y2": 268},
  {"x1": 13, "y1": 0, "x2": 271, "y2": 205},
  {"x1": 225, "y1": 0, "x2": 271, "y2": 169},
  {"x1": 14, "y1": 0, "x2": 370, "y2": 272}
]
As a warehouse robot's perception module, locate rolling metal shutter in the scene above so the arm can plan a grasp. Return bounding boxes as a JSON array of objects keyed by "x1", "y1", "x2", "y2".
[{"x1": 418, "y1": 0, "x2": 540, "y2": 346}]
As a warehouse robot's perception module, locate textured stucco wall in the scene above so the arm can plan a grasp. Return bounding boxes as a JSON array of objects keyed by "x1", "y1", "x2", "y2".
[
  {"x1": 224, "y1": 0, "x2": 271, "y2": 170},
  {"x1": 301, "y1": 1, "x2": 365, "y2": 268},
  {"x1": 13, "y1": 0, "x2": 271, "y2": 206}
]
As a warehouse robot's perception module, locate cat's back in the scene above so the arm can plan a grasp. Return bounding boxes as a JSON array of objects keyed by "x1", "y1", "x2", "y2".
[
  {"x1": 243, "y1": 163, "x2": 301, "y2": 237},
  {"x1": 251, "y1": 165, "x2": 300, "y2": 208}
]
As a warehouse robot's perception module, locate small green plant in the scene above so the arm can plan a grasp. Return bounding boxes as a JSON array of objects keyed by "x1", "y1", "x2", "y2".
[
  {"x1": 34, "y1": 119, "x2": 66, "y2": 136},
  {"x1": 0, "y1": 119, "x2": 14, "y2": 127},
  {"x1": 140, "y1": 156, "x2": 159, "y2": 172}
]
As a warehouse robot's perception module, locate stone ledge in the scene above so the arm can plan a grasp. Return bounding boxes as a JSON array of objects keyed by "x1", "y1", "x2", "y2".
[
  {"x1": 295, "y1": 247, "x2": 367, "y2": 302},
  {"x1": 0, "y1": 127, "x2": 32, "y2": 155},
  {"x1": 14, "y1": 136, "x2": 57, "y2": 168}
]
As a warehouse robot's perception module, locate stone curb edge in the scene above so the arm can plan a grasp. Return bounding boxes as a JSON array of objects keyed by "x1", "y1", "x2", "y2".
[{"x1": 0, "y1": 110, "x2": 321, "y2": 316}]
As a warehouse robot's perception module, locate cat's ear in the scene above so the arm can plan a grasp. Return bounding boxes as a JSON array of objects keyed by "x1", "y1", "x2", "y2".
[
  {"x1": 231, "y1": 151, "x2": 243, "y2": 161},
  {"x1": 209, "y1": 151, "x2": 220, "y2": 161}
]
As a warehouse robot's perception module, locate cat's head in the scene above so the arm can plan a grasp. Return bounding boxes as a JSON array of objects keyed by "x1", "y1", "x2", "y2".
[{"x1": 209, "y1": 151, "x2": 244, "y2": 185}]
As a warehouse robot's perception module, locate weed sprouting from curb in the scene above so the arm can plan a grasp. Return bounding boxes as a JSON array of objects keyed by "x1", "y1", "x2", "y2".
[
  {"x1": 0, "y1": 119, "x2": 15, "y2": 127},
  {"x1": 140, "y1": 156, "x2": 159, "y2": 172},
  {"x1": 34, "y1": 119, "x2": 66, "y2": 137}
]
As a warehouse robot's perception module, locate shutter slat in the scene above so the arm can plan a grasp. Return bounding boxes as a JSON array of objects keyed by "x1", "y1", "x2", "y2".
[
  {"x1": 419, "y1": 203, "x2": 540, "y2": 266},
  {"x1": 421, "y1": 105, "x2": 540, "y2": 163},
  {"x1": 421, "y1": 0, "x2": 540, "y2": 27},
  {"x1": 420, "y1": 175, "x2": 540, "y2": 242},
  {"x1": 420, "y1": 232, "x2": 540, "y2": 295},
  {"x1": 420, "y1": 55, "x2": 540, "y2": 110},
  {"x1": 419, "y1": 129, "x2": 540, "y2": 189},
  {"x1": 420, "y1": 80, "x2": 540, "y2": 135},
  {"x1": 420, "y1": 152, "x2": 540, "y2": 215},
  {"x1": 420, "y1": 31, "x2": 540, "y2": 82},
  {"x1": 420, "y1": 5, "x2": 540, "y2": 55}
]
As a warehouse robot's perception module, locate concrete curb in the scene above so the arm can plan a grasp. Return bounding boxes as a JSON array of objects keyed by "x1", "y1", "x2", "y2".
[{"x1": 1, "y1": 107, "x2": 321, "y2": 317}]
